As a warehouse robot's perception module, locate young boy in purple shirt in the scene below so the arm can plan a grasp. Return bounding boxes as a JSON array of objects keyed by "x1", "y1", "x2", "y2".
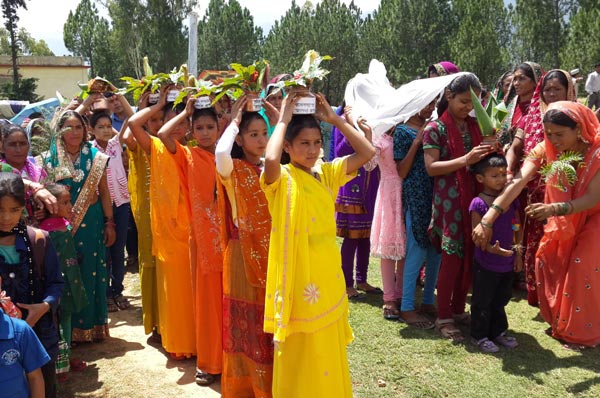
[{"x1": 469, "y1": 153, "x2": 523, "y2": 353}]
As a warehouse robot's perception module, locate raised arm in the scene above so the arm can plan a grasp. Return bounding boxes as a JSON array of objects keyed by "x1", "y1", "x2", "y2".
[
  {"x1": 129, "y1": 89, "x2": 169, "y2": 154},
  {"x1": 215, "y1": 97, "x2": 246, "y2": 179},
  {"x1": 314, "y1": 93, "x2": 375, "y2": 174},
  {"x1": 157, "y1": 97, "x2": 193, "y2": 154},
  {"x1": 264, "y1": 94, "x2": 297, "y2": 185}
]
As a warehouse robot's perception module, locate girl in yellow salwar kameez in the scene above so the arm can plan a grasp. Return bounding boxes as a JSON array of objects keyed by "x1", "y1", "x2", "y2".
[
  {"x1": 123, "y1": 92, "x2": 166, "y2": 336},
  {"x1": 158, "y1": 98, "x2": 223, "y2": 386},
  {"x1": 128, "y1": 90, "x2": 196, "y2": 358},
  {"x1": 261, "y1": 93, "x2": 376, "y2": 398},
  {"x1": 216, "y1": 97, "x2": 274, "y2": 398}
]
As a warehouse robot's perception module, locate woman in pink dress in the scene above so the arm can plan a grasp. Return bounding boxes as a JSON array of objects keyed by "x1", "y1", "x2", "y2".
[{"x1": 370, "y1": 128, "x2": 406, "y2": 319}]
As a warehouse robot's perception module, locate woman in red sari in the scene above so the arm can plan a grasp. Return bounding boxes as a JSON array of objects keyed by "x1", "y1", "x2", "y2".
[
  {"x1": 506, "y1": 70, "x2": 576, "y2": 306},
  {"x1": 474, "y1": 101, "x2": 600, "y2": 348}
]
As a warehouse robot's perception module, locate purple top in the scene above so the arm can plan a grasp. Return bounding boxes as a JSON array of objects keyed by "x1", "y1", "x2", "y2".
[{"x1": 469, "y1": 196, "x2": 518, "y2": 273}]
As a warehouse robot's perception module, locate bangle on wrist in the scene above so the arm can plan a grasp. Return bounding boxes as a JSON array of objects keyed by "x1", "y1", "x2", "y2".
[
  {"x1": 104, "y1": 216, "x2": 114, "y2": 223},
  {"x1": 105, "y1": 221, "x2": 116, "y2": 228},
  {"x1": 480, "y1": 220, "x2": 493, "y2": 230},
  {"x1": 490, "y1": 204, "x2": 504, "y2": 214}
]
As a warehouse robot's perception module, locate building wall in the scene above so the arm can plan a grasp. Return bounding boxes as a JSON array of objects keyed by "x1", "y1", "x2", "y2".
[{"x1": 0, "y1": 56, "x2": 89, "y2": 100}]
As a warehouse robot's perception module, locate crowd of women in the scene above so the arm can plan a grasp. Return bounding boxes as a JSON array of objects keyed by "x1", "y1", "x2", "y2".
[{"x1": 0, "y1": 58, "x2": 599, "y2": 398}]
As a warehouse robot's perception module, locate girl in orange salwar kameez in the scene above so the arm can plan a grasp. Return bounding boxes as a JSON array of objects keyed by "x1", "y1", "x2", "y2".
[
  {"x1": 158, "y1": 98, "x2": 223, "y2": 385},
  {"x1": 216, "y1": 97, "x2": 274, "y2": 398},
  {"x1": 128, "y1": 91, "x2": 196, "y2": 358}
]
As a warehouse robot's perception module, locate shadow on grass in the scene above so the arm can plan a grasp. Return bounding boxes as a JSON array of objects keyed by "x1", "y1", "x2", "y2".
[{"x1": 500, "y1": 331, "x2": 599, "y2": 394}]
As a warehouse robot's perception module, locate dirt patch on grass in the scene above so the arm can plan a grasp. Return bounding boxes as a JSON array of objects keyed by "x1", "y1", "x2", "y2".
[{"x1": 57, "y1": 269, "x2": 221, "y2": 398}]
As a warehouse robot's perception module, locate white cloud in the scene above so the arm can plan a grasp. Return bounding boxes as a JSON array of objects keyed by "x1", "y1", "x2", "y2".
[{"x1": 10, "y1": 0, "x2": 379, "y2": 55}]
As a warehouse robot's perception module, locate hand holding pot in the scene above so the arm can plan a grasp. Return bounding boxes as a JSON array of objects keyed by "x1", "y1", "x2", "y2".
[
  {"x1": 314, "y1": 93, "x2": 336, "y2": 124},
  {"x1": 231, "y1": 96, "x2": 247, "y2": 125}
]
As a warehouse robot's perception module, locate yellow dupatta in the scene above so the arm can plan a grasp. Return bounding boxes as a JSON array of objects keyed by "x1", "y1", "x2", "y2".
[{"x1": 261, "y1": 157, "x2": 356, "y2": 343}]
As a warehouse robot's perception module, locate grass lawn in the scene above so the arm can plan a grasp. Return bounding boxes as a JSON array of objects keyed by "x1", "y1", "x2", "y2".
[{"x1": 347, "y1": 256, "x2": 599, "y2": 398}]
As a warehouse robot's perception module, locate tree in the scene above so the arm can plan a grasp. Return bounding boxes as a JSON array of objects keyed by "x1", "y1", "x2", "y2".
[
  {"x1": 0, "y1": 27, "x2": 54, "y2": 56},
  {"x1": 1, "y1": 76, "x2": 41, "y2": 101},
  {"x1": 561, "y1": 1, "x2": 600, "y2": 79},
  {"x1": 358, "y1": 0, "x2": 456, "y2": 85},
  {"x1": 450, "y1": 0, "x2": 511, "y2": 87},
  {"x1": 107, "y1": 0, "x2": 147, "y2": 78},
  {"x1": 512, "y1": 0, "x2": 575, "y2": 68},
  {"x1": 197, "y1": 0, "x2": 263, "y2": 71},
  {"x1": 1, "y1": 0, "x2": 28, "y2": 91},
  {"x1": 63, "y1": 0, "x2": 113, "y2": 77}
]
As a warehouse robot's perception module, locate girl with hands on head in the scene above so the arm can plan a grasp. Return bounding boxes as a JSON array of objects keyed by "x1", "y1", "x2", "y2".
[
  {"x1": 261, "y1": 92, "x2": 374, "y2": 398},
  {"x1": 158, "y1": 96, "x2": 224, "y2": 386},
  {"x1": 214, "y1": 94, "x2": 274, "y2": 396}
]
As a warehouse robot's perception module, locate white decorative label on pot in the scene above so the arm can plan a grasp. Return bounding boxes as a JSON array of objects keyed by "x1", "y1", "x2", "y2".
[
  {"x1": 194, "y1": 96, "x2": 212, "y2": 109},
  {"x1": 246, "y1": 97, "x2": 263, "y2": 112},
  {"x1": 167, "y1": 90, "x2": 180, "y2": 102},
  {"x1": 148, "y1": 92, "x2": 160, "y2": 104},
  {"x1": 293, "y1": 95, "x2": 316, "y2": 115}
]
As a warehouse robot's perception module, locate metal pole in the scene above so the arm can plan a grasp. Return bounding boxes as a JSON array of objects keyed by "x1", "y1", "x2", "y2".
[{"x1": 188, "y1": 12, "x2": 199, "y2": 77}]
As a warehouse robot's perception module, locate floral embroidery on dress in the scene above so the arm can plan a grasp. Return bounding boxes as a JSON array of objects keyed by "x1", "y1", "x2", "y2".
[{"x1": 303, "y1": 283, "x2": 320, "y2": 304}]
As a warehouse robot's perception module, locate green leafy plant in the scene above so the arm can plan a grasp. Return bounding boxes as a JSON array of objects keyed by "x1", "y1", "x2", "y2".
[
  {"x1": 211, "y1": 60, "x2": 270, "y2": 103},
  {"x1": 270, "y1": 50, "x2": 332, "y2": 95},
  {"x1": 538, "y1": 151, "x2": 583, "y2": 192},
  {"x1": 119, "y1": 60, "x2": 190, "y2": 103},
  {"x1": 470, "y1": 87, "x2": 508, "y2": 137}
]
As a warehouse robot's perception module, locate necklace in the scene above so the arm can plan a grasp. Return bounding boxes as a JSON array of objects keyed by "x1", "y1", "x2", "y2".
[{"x1": 480, "y1": 192, "x2": 499, "y2": 198}]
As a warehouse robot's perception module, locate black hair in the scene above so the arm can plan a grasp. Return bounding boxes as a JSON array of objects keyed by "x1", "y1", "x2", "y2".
[
  {"x1": 192, "y1": 107, "x2": 218, "y2": 124},
  {"x1": 0, "y1": 171, "x2": 25, "y2": 207},
  {"x1": 543, "y1": 109, "x2": 578, "y2": 128},
  {"x1": 89, "y1": 110, "x2": 112, "y2": 129},
  {"x1": 516, "y1": 63, "x2": 535, "y2": 81},
  {"x1": 437, "y1": 73, "x2": 482, "y2": 115},
  {"x1": 595, "y1": 62, "x2": 600, "y2": 68},
  {"x1": 471, "y1": 153, "x2": 508, "y2": 176},
  {"x1": 1, "y1": 124, "x2": 28, "y2": 143},
  {"x1": 163, "y1": 102, "x2": 186, "y2": 118},
  {"x1": 497, "y1": 70, "x2": 513, "y2": 90},
  {"x1": 281, "y1": 115, "x2": 322, "y2": 164},
  {"x1": 543, "y1": 70, "x2": 569, "y2": 92},
  {"x1": 44, "y1": 182, "x2": 68, "y2": 199},
  {"x1": 57, "y1": 110, "x2": 86, "y2": 130},
  {"x1": 231, "y1": 112, "x2": 267, "y2": 159}
]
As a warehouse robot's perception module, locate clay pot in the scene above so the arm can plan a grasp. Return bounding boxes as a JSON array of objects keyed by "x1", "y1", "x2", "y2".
[{"x1": 245, "y1": 92, "x2": 263, "y2": 112}]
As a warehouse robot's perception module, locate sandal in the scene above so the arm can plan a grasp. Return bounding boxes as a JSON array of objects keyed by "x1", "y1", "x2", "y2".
[
  {"x1": 346, "y1": 287, "x2": 364, "y2": 301},
  {"x1": 195, "y1": 370, "x2": 216, "y2": 386},
  {"x1": 400, "y1": 310, "x2": 434, "y2": 329},
  {"x1": 114, "y1": 295, "x2": 131, "y2": 310},
  {"x1": 435, "y1": 319, "x2": 464, "y2": 342},
  {"x1": 356, "y1": 283, "x2": 383, "y2": 295},
  {"x1": 452, "y1": 312, "x2": 471, "y2": 326},
  {"x1": 107, "y1": 298, "x2": 119, "y2": 312},
  {"x1": 69, "y1": 358, "x2": 87, "y2": 372},
  {"x1": 382, "y1": 302, "x2": 400, "y2": 320}
]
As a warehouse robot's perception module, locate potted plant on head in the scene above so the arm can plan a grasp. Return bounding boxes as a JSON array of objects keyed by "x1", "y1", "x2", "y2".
[
  {"x1": 271, "y1": 50, "x2": 332, "y2": 114},
  {"x1": 120, "y1": 58, "x2": 190, "y2": 104},
  {"x1": 211, "y1": 60, "x2": 270, "y2": 112},
  {"x1": 470, "y1": 87, "x2": 508, "y2": 148},
  {"x1": 77, "y1": 76, "x2": 117, "y2": 99}
]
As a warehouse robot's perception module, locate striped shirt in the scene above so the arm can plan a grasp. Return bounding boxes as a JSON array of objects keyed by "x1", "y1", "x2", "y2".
[{"x1": 92, "y1": 135, "x2": 130, "y2": 206}]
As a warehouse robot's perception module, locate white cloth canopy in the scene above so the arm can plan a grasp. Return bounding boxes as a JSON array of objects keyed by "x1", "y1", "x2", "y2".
[{"x1": 344, "y1": 60, "x2": 469, "y2": 138}]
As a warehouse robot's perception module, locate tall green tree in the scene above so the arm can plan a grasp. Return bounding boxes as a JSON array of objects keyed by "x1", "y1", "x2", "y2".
[
  {"x1": 263, "y1": 1, "x2": 314, "y2": 76},
  {"x1": 561, "y1": 1, "x2": 600, "y2": 78},
  {"x1": 197, "y1": 0, "x2": 263, "y2": 71},
  {"x1": 512, "y1": 0, "x2": 575, "y2": 68},
  {"x1": 107, "y1": 0, "x2": 146, "y2": 78},
  {"x1": 359, "y1": 0, "x2": 456, "y2": 85},
  {"x1": 63, "y1": 0, "x2": 113, "y2": 77},
  {"x1": 0, "y1": 27, "x2": 54, "y2": 56},
  {"x1": 450, "y1": 0, "x2": 511, "y2": 87},
  {"x1": 1, "y1": 0, "x2": 27, "y2": 90},
  {"x1": 142, "y1": 0, "x2": 194, "y2": 73}
]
